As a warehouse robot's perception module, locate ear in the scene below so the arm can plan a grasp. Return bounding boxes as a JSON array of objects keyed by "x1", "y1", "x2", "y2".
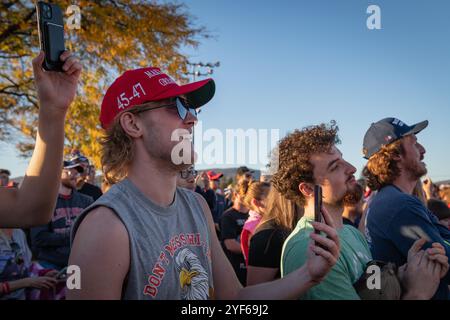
[
  {"x1": 299, "y1": 182, "x2": 314, "y2": 198},
  {"x1": 251, "y1": 198, "x2": 259, "y2": 208},
  {"x1": 119, "y1": 112, "x2": 143, "y2": 138}
]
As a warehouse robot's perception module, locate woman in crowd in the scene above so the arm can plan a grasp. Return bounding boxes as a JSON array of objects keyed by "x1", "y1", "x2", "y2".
[
  {"x1": 240, "y1": 181, "x2": 270, "y2": 265},
  {"x1": 220, "y1": 180, "x2": 251, "y2": 285},
  {"x1": 0, "y1": 228, "x2": 58, "y2": 300},
  {"x1": 246, "y1": 186, "x2": 303, "y2": 286}
]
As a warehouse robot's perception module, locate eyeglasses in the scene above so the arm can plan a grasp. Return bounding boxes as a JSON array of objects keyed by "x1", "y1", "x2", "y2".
[
  {"x1": 180, "y1": 168, "x2": 198, "y2": 179},
  {"x1": 63, "y1": 169, "x2": 80, "y2": 176},
  {"x1": 136, "y1": 97, "x2": 197, "y2": 120}
]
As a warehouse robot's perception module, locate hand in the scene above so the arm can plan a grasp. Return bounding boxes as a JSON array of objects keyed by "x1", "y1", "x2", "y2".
[
  {"x1": 426, "y1": 242, "x2": 449, "y2": 279},
  {"x1": 44, "y1": 270, "x2": 59, "y2": 278},
  {"x1": 399, "y1": 238, "x2": 441, "y2": 299},
  {"x1": 306, "y1": 206, "x2": 340, "y2": 284},
  {"x1": 25, "y1": 276, "x2": 58, "y2": 290},
  {"x1": 422, "y1": 177, "x2": 434, "y2": 199},
  {"x1": 32, "y1": 50, "x2": 82, "y2": 115}
]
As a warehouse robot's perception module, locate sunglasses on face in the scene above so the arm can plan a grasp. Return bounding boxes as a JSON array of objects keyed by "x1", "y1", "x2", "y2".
[
  {"x1": 63, "y1": 169, "x2": 80, "y2": 177},
  {"x1": 180, "y1": 169, "x2": 198, "y2": 179},
  {"x1": 137, "y1": 97, "x2": 197, "y2": 120}
]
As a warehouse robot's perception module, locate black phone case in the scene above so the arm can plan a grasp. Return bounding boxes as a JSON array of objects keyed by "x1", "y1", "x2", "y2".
[
  {"x1": 37, "y1": 1, "x2": 65, "y2": 71},
  {"x1": 314, "y1": 185, "x2": 322, "y2": 234}
]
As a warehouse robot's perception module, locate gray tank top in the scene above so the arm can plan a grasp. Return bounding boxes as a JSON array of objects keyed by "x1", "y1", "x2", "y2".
[{"x1": 71, "y1": 178, "x2": 214, "y2": 300}]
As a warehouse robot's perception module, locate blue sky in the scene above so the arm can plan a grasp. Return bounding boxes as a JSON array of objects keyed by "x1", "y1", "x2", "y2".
[{"x1": 1, "y1": 0, "x2": 450, "y2": 181}]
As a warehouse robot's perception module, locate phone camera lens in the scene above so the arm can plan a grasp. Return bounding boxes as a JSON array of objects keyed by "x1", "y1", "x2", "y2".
[{"x1": 43, "y1": 4, "x2": 52, "y2": 19}]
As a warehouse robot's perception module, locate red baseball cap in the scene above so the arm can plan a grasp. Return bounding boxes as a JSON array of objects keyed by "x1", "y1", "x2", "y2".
[
  {"x1": 100, "y1": 67, "x2": 215, "y2": 129},
  {"x1": 207, "y1": 170, "x2": 223, "y2": 181}
]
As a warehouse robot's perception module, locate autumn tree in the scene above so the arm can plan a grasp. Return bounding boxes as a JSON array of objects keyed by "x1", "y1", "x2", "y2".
[{"x1": 0, "y1": 0, "x2": 208, "y2": 170}]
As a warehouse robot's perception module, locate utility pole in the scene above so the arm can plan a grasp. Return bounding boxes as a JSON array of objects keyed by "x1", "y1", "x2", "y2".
[
  {"x1": 184, "y1": 61, "x2": 220, "y2": 164},
  {"x1": 185, "y1": 61, "x2": 220, "y2": 82}
]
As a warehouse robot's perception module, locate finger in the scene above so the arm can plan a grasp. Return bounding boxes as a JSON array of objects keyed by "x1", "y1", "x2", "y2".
[
  {"x1": 43, "y1": 280, "x2": 56, "y2": 288},
  {"x1": 427, "y1": 247, "x2": 445, "y2": 256},
  {"x1": 32, "y1": 51, "x2": 45, "y2": 79},
  {"x1": 62, "y1": 56, "x2": 79, "y2": 72},
  {"x1": 311, "y1": 221, "x2": 339, "y2": 244},
  {"x1": 428, "y1": 254, "x2": 449, "y2": 266},
  {"x1": 416, "y1": 250, "x2": 426, "y2": 266},
  {"x1": 431, "y1": 242, "x2": 445, "y2": 251},
  {"x1": 310, "y1": 244, "x2": 337, "y2": 266},
  {"x1": 60, "y1": 50, "x2": 72, "y2": 62},
  {"x1": 44, "y1": 277, "x2": 58, "y2": 284},
  {"x1": 409, "y1": 238, "x2": 427, "y2": 256},
  {"x1": 38, "y1": 283, "x2": 50, "y2": 289},
  {"x1": 320, "y1": 206, "x2": 337, "y2": 229},
  {"x1": 430, "y1": 259, "x2": 441, "y2": 278},
  {"x1": 310, "y1": 233, "x2": 339, "y2": 257},
  {"x1": 66, "y1": 62, "x2": 82, "y2": 76}
]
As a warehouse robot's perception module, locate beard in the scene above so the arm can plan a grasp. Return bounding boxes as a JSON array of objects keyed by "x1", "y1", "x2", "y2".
[
  {"x1": 144, "y1": 130, "x2": 196, "y2": 172},
  {"x1": 342, "y1": 182, "x2": 364, "y2": 206},
  {"x1": 61, "y1": 177, "x2": 76, "y2": 189},
  {"x1": 404, "y1": 158, "x2": 427, "y2": 180}
]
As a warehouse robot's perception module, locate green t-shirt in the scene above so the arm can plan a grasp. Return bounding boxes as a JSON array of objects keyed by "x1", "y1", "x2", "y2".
[{"x1": 281, "y1": 217, "x2": 372, "y2": 300}]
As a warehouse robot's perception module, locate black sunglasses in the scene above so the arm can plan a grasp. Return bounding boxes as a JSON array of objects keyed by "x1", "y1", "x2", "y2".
[
  {"x1": 180, "y1": 168, "x2": 198, "y2": 179},
  {"x1": 137, "y1": 97, "x2": 197, "y2": 120}
]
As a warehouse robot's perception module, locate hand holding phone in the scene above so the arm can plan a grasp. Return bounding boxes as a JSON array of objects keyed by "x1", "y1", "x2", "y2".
[
  {"x1": 54, "y1": 266, "x2": 68, "y2": 281},
  {"x1": 37, "y1": 1, "x2": 65, "y2": 71}
]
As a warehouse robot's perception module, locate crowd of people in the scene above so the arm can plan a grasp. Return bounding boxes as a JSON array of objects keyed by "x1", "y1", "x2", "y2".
[{"x1": 0, "y1": 50, "x2": 449, "y2": 300}]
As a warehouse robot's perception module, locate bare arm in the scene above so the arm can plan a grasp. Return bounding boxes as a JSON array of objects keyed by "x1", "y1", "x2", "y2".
[
  {"x1": 0, "y1": 51, "x2": 81, "y2": 228},
  {"x1": 1, "y1": 276, "x2": 58, "y2": 296},
  {"x1": 193, "y1": 193, "x2": 340, "y2": 300},
  {"x1": 246, "y1": 266, "x2": 279, "y2": 286},
  {"x1": 67, "y1": 206, "x2": 130, "y2": 300},
  {"x1": 224, "y1": 239, "x2": 242, "y2": 254}
]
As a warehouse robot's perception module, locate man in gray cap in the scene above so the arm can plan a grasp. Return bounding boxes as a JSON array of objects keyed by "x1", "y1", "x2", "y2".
[{"x1": 362, "y1": 117, "x2": 450, "y2": 299}]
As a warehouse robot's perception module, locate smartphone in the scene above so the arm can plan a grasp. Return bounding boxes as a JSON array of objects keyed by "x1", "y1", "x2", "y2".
[
  {"x1": 55, "y1": 266, "x2": 68, "y2": 280},
  {"x1": 314, "y1": 185, "x2": 322, "y2": 235},
  {"x1": 36, "y1": 1, "x2": 65, "y2": 71}
]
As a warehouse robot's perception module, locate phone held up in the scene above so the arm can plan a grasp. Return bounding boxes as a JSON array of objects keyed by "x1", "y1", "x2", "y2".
[
  {"x1": 314, "y1": 185, "x2": 323, "y2": 235},
  {"x1": 36, "y1": 1, "x2": 65, "y2": 71}
]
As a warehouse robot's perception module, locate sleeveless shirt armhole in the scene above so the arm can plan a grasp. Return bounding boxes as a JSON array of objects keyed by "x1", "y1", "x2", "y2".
[
  {"x1": 187, "y1": 190, "x2": 212, "y2": 245},
  {"x1": 70, "y1": 202, "x2": 132, "y2": 298}
]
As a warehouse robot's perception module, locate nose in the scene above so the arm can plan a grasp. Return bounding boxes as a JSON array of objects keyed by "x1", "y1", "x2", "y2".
[
  {"x1": 418, "y1": 142, "x2": 426, "y2": 155},
  {"x1": 184, "y1": 109, "x2": 198, "y2": 127},
  {"x1": 345, "y1": 161, "x2": 357, "y2": 175}
]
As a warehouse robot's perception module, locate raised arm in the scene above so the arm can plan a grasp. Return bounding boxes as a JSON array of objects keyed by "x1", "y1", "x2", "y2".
[{"x1": 0, "y1": 51, "x2": 81, "y2": 227}]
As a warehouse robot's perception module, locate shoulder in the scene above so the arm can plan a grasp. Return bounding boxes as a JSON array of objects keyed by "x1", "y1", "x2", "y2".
[
  {"x1": 252, "y1": 227, "x2": 286, "y2": 243},
  {"x1": 342, "y1": 225, "x2": 367, "y2": 245},
  {"x1": 191, "y1": 189, "x2": 209, "y2": 210},
  {"x1": 251, "y1": 228, "x2": 286, "y2": 250},
  {"x1": 73, "y1": 206, "x2": 129, "y2": 246},
  {"x1": 282, "y1": 224, "x2": 310, "y2": 261}
]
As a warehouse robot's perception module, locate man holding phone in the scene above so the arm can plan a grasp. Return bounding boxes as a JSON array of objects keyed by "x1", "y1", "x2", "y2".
[{"x1": 279, "y1": 123, "x2": 448, "y2": 299}]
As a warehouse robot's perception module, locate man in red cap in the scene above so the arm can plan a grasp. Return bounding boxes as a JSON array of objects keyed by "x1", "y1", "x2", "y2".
[
  {"x1": 68, "y1": 67, "x2": 340, "y2": 300},
  {"x1": 205, "y1": 170, "x2": 229, "y2": 236}
]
